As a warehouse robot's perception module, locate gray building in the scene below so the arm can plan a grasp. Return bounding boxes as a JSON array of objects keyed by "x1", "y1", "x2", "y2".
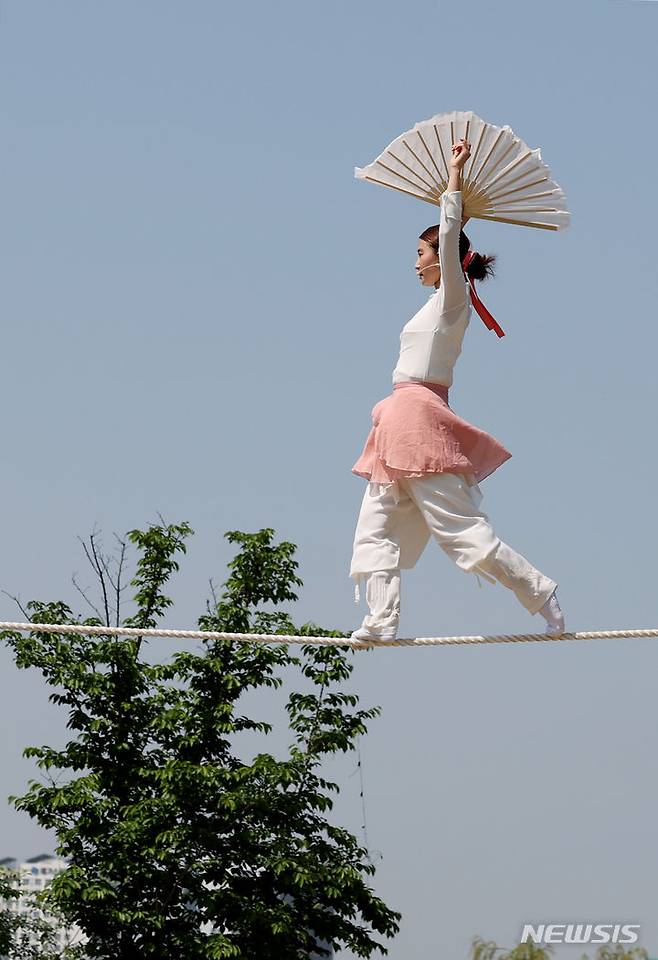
[{"x1": 0, "y1": 852, "x2": 86, "y2": 955}]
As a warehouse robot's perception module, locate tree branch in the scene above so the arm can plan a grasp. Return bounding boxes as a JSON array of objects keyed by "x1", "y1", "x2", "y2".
[
  {"x1": 71, "y1": 574, "x2": 105, "y2": 622},
  {"x1": 1, "y1": 589, "x2": 31, "y2": 621}
]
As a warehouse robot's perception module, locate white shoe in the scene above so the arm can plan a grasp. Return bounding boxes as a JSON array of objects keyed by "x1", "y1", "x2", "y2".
[
  {"x1": 350, "y1": 625, "x2": 398, "y2": 642},
  {"x1": 539, "y1": 591, "x2": 565, "y2": 636}
]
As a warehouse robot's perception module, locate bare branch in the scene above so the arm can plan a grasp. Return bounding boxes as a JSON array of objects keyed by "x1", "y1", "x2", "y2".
[
  {"x1": 89, "y1": 533, "x2": 111, "y2": 627},
  {"x1": 113, "y1": 535, "x2": 128, "y2": 628},
  {"x1": 209, "y1": 578, "x2": 219, "y2": 608},
  {"x1": 71, "y1": 574, "x2": 105, "y2": 621},
  {"x1": 1, "y1": 589, "x2": 31, "y2": 621},
  {"x1": 84, "y1": 535, "x2": 130, "y2": 627}
]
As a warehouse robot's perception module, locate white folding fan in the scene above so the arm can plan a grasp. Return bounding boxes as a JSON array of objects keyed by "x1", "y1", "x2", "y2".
[{"x1": 355, "y1": 110, "x2": 570, "y2": 231}]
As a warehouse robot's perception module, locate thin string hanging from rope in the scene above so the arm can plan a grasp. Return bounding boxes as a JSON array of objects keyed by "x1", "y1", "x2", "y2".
[
  {"x1": 348, "y1": 734, "x2": 378, "y2": 864},
  {"x1": 1, "y1": 620, "x2": 658, "y2": 647}
]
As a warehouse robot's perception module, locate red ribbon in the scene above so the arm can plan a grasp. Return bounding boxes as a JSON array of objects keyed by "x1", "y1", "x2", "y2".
[{"x1": 462, "y1": 251, "x2": 505, "y2": 338}]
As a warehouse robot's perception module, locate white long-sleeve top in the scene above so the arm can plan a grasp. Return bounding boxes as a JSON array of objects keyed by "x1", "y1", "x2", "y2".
[{"x1": 392, "y1": 190, "x2": 471, "y2": 388}]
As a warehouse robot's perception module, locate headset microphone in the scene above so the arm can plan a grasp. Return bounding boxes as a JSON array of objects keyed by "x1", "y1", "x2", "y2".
[{"x1": 418, "y1": 262, "x2": 440, "y2": 275}]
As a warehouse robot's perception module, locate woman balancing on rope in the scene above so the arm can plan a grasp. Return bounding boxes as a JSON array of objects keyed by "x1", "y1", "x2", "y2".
[{"x1": 349, "y1": 137, "x2": 565, "y2": 642}]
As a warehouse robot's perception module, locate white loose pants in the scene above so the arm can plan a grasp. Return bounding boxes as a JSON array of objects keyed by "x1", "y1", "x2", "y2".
[{"x1": 350, "y1": 473, "x2": 556, "y2": 632}]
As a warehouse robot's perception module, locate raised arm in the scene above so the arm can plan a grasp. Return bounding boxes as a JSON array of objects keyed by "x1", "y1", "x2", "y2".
[
  {"x1": 446, "y1": 162, "x2": 462, "y2": 195},
  {"x1": 438, "y1": 190, "x2": 466, "y2": 312},
  {"x1": 438, "y1": 139, "x2": 472, "y2": 313}
]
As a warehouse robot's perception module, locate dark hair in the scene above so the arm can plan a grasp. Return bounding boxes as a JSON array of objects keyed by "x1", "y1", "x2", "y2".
[{"x1": 419, "y1": 224, "x2": 497, "y2": 282}]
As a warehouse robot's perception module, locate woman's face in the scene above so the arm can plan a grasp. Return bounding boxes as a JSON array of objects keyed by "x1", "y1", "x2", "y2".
[{"x1": 415, "y1": 238, "x2": 440, "y2": 288}]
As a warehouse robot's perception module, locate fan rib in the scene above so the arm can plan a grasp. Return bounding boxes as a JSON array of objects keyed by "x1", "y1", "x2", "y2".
[
  {"x1": 375, "y1": 158, "x2": 436, "y2": 196},
  {"x1": 485, "y1": 148, "x2": 534, "y2": 191},
  {"x1": 382, "y1": 150, "x2": 437, "y2": 195},
  {"x1": 476, "y1": 213, "x2": 559, "y2": 231},
  {"x1": 432, "y1": 125, "x2": 451, "y2": 182},
  {"x1": 490, "y1": 193, "x2": 560, "y2": 209},
  {"x1": 486, "y1": 174, "x2": 550, "y2": 203},
  {"x1": 458, "y1": 117, "x2": 472, "y2": 183},
  {"x1": 469, "y1": 129, "x2": 505, "y2": 185},
  {"x1": 416, "y1": 129, "x2": 448, "y2": 190},
  {"x1": 489, "y1": 205, "x2": 561, "y2": 215},
  {"x1": 477, "y1": 139, "x2": 518, "y2": 191},
  {"x1": 363, "y1": 175, "x2": 440, "y2": 205},
  {"x1": 463, "y1": 125, "x2": 487, "y2": 186},
  {"x1": 468, "y1": 130, "x2": 508, "y2": 187},
  {"x1": 403, "y1": 137, "x2": 445, "y2": 194}
]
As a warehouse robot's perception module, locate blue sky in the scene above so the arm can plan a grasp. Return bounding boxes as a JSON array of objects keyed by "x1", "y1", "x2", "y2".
[{"x1": 1, "y1": 2, "x2": 657, "y2": 957}]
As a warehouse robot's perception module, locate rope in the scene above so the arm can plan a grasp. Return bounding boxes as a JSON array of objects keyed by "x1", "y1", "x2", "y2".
[{"x1": 1, "y1": 620, "x2": 658, "y2": 648}]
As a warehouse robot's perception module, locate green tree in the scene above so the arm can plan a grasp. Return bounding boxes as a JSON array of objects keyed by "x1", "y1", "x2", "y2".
[
  {"x1": 594, "y1": 946, "x2": 648, "y2": 960},
  {"x1": 472, "y1": 939, "x2": 554, "y2": 960},
  {"x1": 1, "y1": 524, "x2": 399, "y2": 959},
  {"x1": 471, "y1": 936, "x2": 649, "y2": 960}
]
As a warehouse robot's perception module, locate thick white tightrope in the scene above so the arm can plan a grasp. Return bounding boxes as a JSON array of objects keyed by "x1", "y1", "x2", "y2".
[{"x1": 1, "y1": 621, "x2": 657, "y2": 649}]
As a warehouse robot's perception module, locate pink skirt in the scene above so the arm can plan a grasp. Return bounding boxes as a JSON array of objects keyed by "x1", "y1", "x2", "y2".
[{"x1": 352, "y1": 380, "x2": 512, "y2": 485}]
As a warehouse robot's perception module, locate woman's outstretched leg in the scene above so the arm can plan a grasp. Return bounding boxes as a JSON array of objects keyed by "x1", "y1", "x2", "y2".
[
  {"x1": 476, "y1": 542, "x2": 564, "y2": 632},
  {"x1": 402, "y1": 473, "x2": 565, "y2": 633}
]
